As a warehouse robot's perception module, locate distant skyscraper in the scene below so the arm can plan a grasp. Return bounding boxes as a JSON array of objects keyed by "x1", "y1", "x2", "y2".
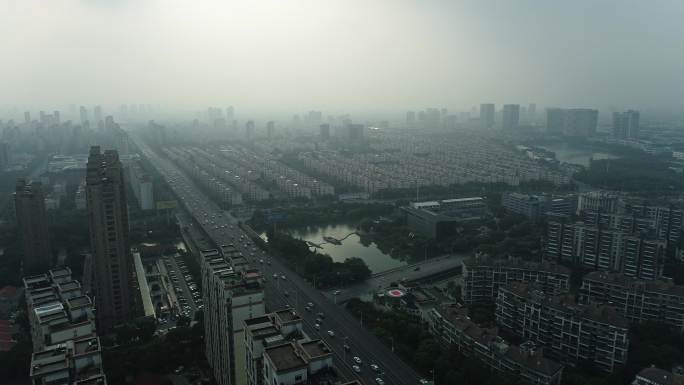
[
  {"x1": 245, "y1": 120, "x2": 255, "y2": 140},
  {"x1": 14, "y1": 179, "x2": 52, "y2": 273},
  {"x1": 479, "y1": 104, "x2": 495, "y2": 129},
  {"x1": 406, "y1": 111, "x2": 416, "y2": 126},
  {"x1": 53, "y1": 111, "x2": 60, "y2": 125},
  {"x1": 546, "y1": 108, "x2": 598, "y2": 137},
  {"x1": 226, "y1": 106, "x2": 234, "y2": 122},
  {"x1": 24, "y1": 111, "x2": 31, "y2": 124},
  {"x1": 502, "y1": 104, "x2": 520, "y2": 130},
  {"x1": 0, "y1": 142, "x2": 9, "y2": 169},
  {"x1": 79, "y1": 106, "x2": 88, "y2": 125},
  {"x1": 320, "y1": 124, "x2": 330, "y2": 140},
  {"x1": 528, "y1": 103, "x2": 537, "y2": 122},
  {"x1": 266, "y1": 121, "x2": 275, "y2": 139},
  {"x1": 93, "y1": 106, "x2": 103, "y2": 124},
  {"x1": 39, "y1": 111, "x2": 47, "y2": 125},
  {"x1": 612, "y1": 110, "x2": 640, "y2": 139},
  {"x1": 86, "y1": 146, "x2": 135, "y2": 332}
]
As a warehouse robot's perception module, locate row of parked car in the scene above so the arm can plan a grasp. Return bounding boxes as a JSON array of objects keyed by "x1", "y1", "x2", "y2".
[{"x1": 164, "y1": 254, "x2": 202, "y2": 319}]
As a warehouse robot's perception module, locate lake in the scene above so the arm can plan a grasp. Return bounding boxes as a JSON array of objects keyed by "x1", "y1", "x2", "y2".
[
  {"x1": 262, "y1": 223, "x2": 406, "y2": 274},
  {"x1": 541, "y1": 143, "x2": 619, "y2": 167}
]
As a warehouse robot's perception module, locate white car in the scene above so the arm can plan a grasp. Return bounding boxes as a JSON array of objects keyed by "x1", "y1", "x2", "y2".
[
  {"x1": 370, "y1": 364, "x2": 380, "y2": 372},
  {"x1": 352, "y1": 365, "x2": 361, "y2": 373},
  {"x1": 353, "y1": 356, "x2": 362, "y2": 364},
  {"x1": 375, "y1": 378, "x2": 385, "y2": 385},
  {"x1": 327, "y1": 330, "x2": 335, "y2": 337},
  {"x1": 314, "y1": 323, "x2": 320, "y2": 330}
]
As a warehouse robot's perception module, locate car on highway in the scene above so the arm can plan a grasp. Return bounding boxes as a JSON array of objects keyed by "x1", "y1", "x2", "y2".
[
  {"x1": 307, "y1": 302, "x2": 314, "y2": 308},
  {"x1": 273, "y1": 273, "x2": 279, "y2": 279},
  {"x1": 333, "y1": 290, "x2": 341, "y2": 295},
  {"x1": 315, "y1": 318, "x2": 322, "y2": 324},
  {"x1": 352, "y1": 365, "x2": 361, "y2": 373},
  {"x1": 314, "y1": 323, "x2": 320, "y2": 330},
  {"x1": 317, "y1": 312, "x2": 325, "y2": 318},
  {"x1": 353, "y1": 356, "x2": 362, "y2": 364},
  {"x1": 281, "y1": 275, "x2": 286, "y2": 280},
  {"x1": 375, "y1": 378, "x2": 385, "y2": 385},
  {"x1": 370, "y1": 364, "x2": 380, "y2": 372},
  {"x1": 327, "y1": 330, "x2": 335, "y2": 337}
]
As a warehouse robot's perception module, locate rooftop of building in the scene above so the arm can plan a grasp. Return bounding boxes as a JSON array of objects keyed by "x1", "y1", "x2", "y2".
[
  {"x1": 504, "y1": 343, "x2": 564, "y2": 377},
  {"x1": 300, "y1": 340, "x2": 332, "y2": 359},
  {"x1": 275, "y1": 309, "x2": 301, "y2": 324},
  {"x1": 462, "y1": 256, "x2": 570, "y2": 275},
  {"x1": 583, "y1": 271, "x2": 684, "y2": 297},
  {"x1": 636, "y1": 367, "x2": 684, "y2": 385},
  {"x1": 265, "y1": 342, "x2": 308, "y2": 373},
  {"x1": 501, "y1": 282, "x2": 629, "y2": 329}
]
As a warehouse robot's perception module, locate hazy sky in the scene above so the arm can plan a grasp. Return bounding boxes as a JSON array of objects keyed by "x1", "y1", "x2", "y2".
[{"x1": 2, "y1": 0, "x2": 683, "y2": 112}]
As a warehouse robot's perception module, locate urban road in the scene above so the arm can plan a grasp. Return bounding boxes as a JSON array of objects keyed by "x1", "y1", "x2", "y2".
[{"x1": 135, "y1": 138, "x2": 424, "y2": 385}]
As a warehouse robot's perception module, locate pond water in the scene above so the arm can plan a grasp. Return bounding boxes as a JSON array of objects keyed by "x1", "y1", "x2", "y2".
[
  {"x1": 541, "y1": 143, "x2": 619, "y2": 167},
  {"x1": 262, "y1": 223, "x2": 407, "y2": 274}
]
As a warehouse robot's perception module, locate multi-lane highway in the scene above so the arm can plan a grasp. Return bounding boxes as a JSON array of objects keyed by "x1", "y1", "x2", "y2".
[{"x1": 135, "y1": 137, "x2": 424, "y2": 385}]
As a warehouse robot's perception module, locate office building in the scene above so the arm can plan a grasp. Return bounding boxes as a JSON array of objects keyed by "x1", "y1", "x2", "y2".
[
  {"x1": 24, "y1": 111, "x2": 31, "y2": 124},
  {"x1": 427, "y1": 304, "x2": 563, "y2": 385},
  {"x1": 15, "y1": 179, "x2": 52, "y2": 273},
  {"x1": 86, "y1": 146, "x2": 135, "y2": 333},
  {"x1": 496, "y1": 283, "x2": 629, "y2": 373},
  {"x1": 612, "y1": 110, "x2": 640, "y2": 139},
  {"x1": 480, "y1": 104, "x2": 495, "y2": 129},
  {"x1": 461, "y1": 257, "x2": 570, "y2": 304},
  {"x1": 502, "y1": 104, "x2": 520, "y2": 130},
  {"x1": 502, "y1": 193, "x2": 547, "y2": 219},
  {"x1": 580, "y1": 271, "x2": 684, "y2": 332},
  {"x1": 545, "y1": 108, "x2": 598, "y2": 137},
  {"x1": 202, "y1": 248, "x2": 265, "y2": 385},
  {"x1": 403, "y1": 197, "x2": 488, "y2": 239},
  {"x1": 23, "y1": 267, "x2": 107, "y2": 384}
]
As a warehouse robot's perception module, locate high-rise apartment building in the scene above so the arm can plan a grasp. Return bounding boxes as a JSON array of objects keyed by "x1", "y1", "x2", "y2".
[
  {"x1": 202, "y1": 248, "x2": 265, "y2": 385},
  {"x1": 15, "y1": 179, "x2": 52, "y2": 273},
  {"x1": 93, "y1": 105, "x2": 103, "y2": 125},
  {"x1": 502, "y1": 104, "x2": 520, "y2": 130},
  {"x1": 545, "y1": 108, "x2": 598, "y2": 136},
  {"x1": 461, "y1": 257, "x2": 571, "y2": 304},
  {"x1": 580, "y1": 271, "x2": 684, "y2": 332},
  {"x1": 479, "y1": 103, "x2": 495, "y2": 129},
  {"x1": 86, "y1": 146, "x2": 135, "y2": 332},
  {"x1": 319, "y1": 124, "x2": 330, "y2": 140},
  {"x1": 24, "y1": 111, "x2": 31, "y2": 124},
  {"x1": 612, "y1": 110, "x2": 640, "y2": 139},
  {"x1": 496, "y1": 283, "x2": 629, "y2": 373}
]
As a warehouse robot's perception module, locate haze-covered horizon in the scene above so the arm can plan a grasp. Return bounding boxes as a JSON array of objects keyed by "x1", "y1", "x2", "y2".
[{"x1": 2, "y1": 0, "x2": 684, "y2": 113}]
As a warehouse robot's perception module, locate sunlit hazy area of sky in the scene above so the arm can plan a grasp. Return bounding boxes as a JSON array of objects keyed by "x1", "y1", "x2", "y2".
[{"x1": 1, "y1": 0, "x2": 683, "y2": 113}]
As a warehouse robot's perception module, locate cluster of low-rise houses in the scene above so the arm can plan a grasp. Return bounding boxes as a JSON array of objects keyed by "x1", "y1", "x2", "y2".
[
  {"x1": 162, "y1": 144, "x2": 334, "y2": 203},
  {"x1": 296, "y1": 132, "x2": 571, "y2": 194}
]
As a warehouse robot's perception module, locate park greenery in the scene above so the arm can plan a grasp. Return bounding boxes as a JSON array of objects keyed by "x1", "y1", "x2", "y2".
[
  {"x1": 265, "y1": 231, "x2": 371, "y2": 288},
  {"x1": 575, "y1": 154, "x2": 684, "y2": 194}
]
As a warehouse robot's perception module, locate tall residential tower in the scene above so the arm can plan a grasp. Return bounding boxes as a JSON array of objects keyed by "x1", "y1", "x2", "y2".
[
  {"x1": 86, "y1": 146, "x2": 135, "y2": 332},
  {"x1": 14, "y1": 179, "x2": 52, "y2": 273}
]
